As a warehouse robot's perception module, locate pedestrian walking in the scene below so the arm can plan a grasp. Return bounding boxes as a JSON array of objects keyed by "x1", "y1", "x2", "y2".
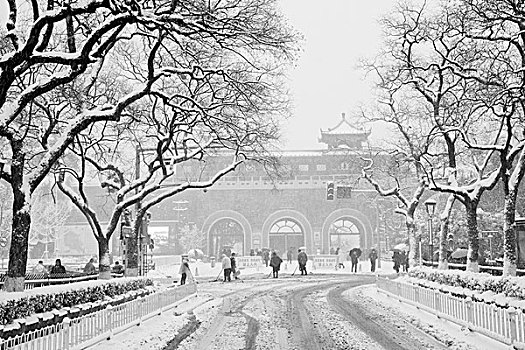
[
  {"x1": 401, "y1": 250, "x2": 408, "y2": 272},
  {"x1": 369, "y1": 248, "x2": 378, "y2": 272},
  {"x1": 179, "y1": 258, "x2": 190, "y2": 285},
  {"x1": 263, "y1": 249, "x2": 270, "y2": 267},
  {"x1": 297, "y1": 249, "x2": 308, "y2": 275},
  {"x1": 222, "y1": 254, "x2": 232, "y2": 282},
  {"x1": 286, "y1": 249, "x2": 293, "y2": 264},
  {"x1": 83, "y1": 258, "x2": 96, "y2": 274},
  {"x1": 350, "y1": 250, "x2": 359, "y2": 273},
  {"x1": 270, "y1": 251, "x2": 283, "y2": 278},
  {"x1": 230, "y1": 252, "x2": 239, "y2": 279},
  {"x1": 392, "y1": 251, "x2": 400, "y2": 273}
]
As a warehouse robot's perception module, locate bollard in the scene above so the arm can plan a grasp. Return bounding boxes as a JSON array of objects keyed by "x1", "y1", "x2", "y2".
[
  {"x1": 195, "y1": 267, "x2": 199, "y2": 277},
  {"x1": 210, "y1": 257, "x2": 216, "y2": 268}
]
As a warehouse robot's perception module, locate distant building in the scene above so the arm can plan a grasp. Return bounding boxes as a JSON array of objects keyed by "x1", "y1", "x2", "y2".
[{"x1": 59, "y1": 113, "x2": 402, "y2": 257}]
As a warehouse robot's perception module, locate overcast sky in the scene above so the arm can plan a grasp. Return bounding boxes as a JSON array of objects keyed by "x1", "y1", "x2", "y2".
[
  {"x1": 277, "y1": 0, "x2": 396, "y2": 150},
  {"x1": 0, "y1": 0, "x2": 395, "y2": 150}
]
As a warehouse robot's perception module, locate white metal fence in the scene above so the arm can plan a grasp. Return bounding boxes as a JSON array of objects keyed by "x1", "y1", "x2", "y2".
[
  {"x1": 377, "y1": 278, "x2": 525, "y2": 348},
  {"x1": 1, "y1": 283, "x2": 197, "y2": 350}
]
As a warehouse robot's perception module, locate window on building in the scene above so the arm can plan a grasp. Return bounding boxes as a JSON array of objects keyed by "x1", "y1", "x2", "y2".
[
  {"x1": 316, "y1": 164, "x2": 326, "y2": 171},
  {"x1": 298, "y1": 164, "x2": 309, "y2": 172},
  {"x1": 340, "y1": 162, "x2": 350, "y2": 170}
]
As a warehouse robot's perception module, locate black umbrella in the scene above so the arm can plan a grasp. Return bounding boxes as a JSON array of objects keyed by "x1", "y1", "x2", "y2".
[{"x1": 349, "y1": 248, "x2": 362, "y2": 258}]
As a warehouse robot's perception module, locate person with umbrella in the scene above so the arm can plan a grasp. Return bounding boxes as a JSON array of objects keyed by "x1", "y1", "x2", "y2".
[{"x1": 349, "y1": 248, "x2": 361, "y2": 273}]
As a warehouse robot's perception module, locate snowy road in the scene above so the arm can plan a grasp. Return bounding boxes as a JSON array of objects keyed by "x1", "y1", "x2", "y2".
[
  {"x1": 155, "y1": 274, "x2": 451, "y2": 350},
  {"x1": 94, "y1": 272, "x2": 486, "y2": 349}
]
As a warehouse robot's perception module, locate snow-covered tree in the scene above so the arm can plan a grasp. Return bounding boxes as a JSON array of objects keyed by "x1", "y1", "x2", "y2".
[{"x1": 0, "y1": 0, "x2": 298, "y2": 290}]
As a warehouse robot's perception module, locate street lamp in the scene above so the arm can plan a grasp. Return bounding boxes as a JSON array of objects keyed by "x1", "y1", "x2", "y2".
[
  {"x1": 481, "y1": 230, "x2": 497, "y2": 261},
  {"x1": 424, "y1": 198, "x2": 437, "y2": 267}
]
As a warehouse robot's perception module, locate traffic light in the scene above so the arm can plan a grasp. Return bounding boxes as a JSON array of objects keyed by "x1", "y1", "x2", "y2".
[{"x1": 326, "y1": 182, "x2": 335, "y2": 200}]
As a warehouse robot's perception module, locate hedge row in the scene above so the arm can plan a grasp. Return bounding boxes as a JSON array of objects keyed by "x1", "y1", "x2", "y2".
[
  {"x1": 408, "y1": 266, "x2": 525, "y2": 300},
  {"x1": 0, "y1": 278, "x2": 153, "y2": 326}
]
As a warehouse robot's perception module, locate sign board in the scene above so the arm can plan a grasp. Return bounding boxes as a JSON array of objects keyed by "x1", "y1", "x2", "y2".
[
  {"x1": 312, "y1": 255, "x2": 337, "y2": 269},
  {"x1": 237, "y1": 256, "x2": 263, "y2": 269}
]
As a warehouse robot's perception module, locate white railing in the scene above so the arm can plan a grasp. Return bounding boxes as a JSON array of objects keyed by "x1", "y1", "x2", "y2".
[
  {"x1": 1, "y1": 283, "x2": 197, "y2": 350},
  {"x1": 377, "y1": 278, "x2": 525, "y2": 348}
]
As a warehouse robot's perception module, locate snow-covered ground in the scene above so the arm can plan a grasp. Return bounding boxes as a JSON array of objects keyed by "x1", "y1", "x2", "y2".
[{"x1": 85, "y1": 258, "x2": 507, "y2": 350}]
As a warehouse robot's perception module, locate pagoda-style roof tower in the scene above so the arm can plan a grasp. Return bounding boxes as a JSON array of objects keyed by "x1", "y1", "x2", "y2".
[{"x1": 319, "y1": 113, "x2": 370, "y2": 149}]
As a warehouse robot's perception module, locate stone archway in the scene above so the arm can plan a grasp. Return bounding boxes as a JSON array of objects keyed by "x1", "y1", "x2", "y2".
[
  {"x1": 202, "y1": 210, "x2": 252, "y2": 256},
  {"x1": 321, "y1": 208, "x2": 373, "y2": 253},
  {"x1": 261, "y1": 210, "x2": 313, "y2": 253}
]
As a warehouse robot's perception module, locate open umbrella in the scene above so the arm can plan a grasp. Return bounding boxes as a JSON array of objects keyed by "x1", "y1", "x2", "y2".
[
  {"x1": 349, "y1": 247, "x2": 362, "y2": 258},
  {"x1": 188, "y1": 248, "x2": 204, "y2": 260},
  {"x1": 450, "y1": 248, "x2": 468, "y2": 259},
  {"x1": 393, "y1": 243, "x2": 408, "y2": 251}
]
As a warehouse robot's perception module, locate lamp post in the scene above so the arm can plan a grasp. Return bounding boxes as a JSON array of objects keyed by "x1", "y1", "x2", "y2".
[
  {"x1": 424, "y1": 198, "x2": 437, "y2": 267},
  {"x1": 481, "y1": 230, "x2": 497, "y2": 261}
]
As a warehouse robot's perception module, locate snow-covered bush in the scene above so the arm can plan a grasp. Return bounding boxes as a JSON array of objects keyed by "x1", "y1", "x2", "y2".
[
  {"x1": 0, "y1": 278, "x2": 153, "y2": 326},
  {"x1": 408, "y1": 267, "x2": 525, "y2": 300}
]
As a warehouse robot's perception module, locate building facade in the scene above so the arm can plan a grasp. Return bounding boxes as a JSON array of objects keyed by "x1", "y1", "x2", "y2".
[{"x1": 59, "y1": 114, "x2": 403, "y2": 258}]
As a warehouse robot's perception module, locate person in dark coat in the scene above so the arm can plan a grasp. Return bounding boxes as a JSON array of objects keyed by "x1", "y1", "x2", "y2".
[
  {"x1": 297, "y1": 249, "x2": 308, "y2": 275},
  {"x1": 179, "y1": 258, "x2": 190, "y2": 285},
  {"x1": 230, "y1": 252, "x2": 239, "y2": 279},
  {"x1": 392, "y1": 252, "x2": 400, "y2": 273},
  {"x1": 369, "y1": 249, "x2": 378, "y2": 272},
  {"x1": 350, "y1": 250, "x2": 359, "y2": 273},
  {"x1": 50, "y1": 259, "x2": 66, "y2": 274},
  {"x1": 112, "y1": 261, "x2": 125, "y2": 275},
  {"x1": 270, "y1": 251, "x2": 283, "y2": 278},
  {"x1": 83, "y1": 258, "x2": 96, "y2": 274}
]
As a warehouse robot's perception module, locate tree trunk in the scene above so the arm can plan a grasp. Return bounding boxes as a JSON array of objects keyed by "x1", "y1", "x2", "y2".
[
  {"x1": 5, "y1": 181, "x2": 31, "y2": 292},
  {"x1": 465, "y1": 200, "x2": 479, "y2": 272},
  {"x1": 98, "y1": 236, "x2": 112, "y2": 280},
  {"x1": 126, "y1": 225, "x2": 139, "y2": 277},
  {"x1": 407, "y1": 220, "x2": 417, "y2": 268},
  {"x1": 503, "y1": 195, "x2": 517, "y2": 276},
  {"x1": 438, "y1": 194, "x2": 455, "y2": 270}
]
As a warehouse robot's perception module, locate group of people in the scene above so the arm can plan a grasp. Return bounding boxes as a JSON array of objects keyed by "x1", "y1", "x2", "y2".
[
  {"x1": 268, "y1": 248, "x2": 309, "y2": 277},
  {"x1": 221, "y1": 252, "x2": 241, "y2": 282},
  {"x1": 392, "y1": 250, "x2": 409, "y2": 273},
  {"x1": 32, "y1": 259, "x2": 67, "y2": 275},
  {"x1": 32, "y1": 258, "x2": 125, "y2": 276}
]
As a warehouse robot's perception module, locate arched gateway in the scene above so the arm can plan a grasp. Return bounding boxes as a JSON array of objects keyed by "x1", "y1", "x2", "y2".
[
  {"x1": 202, "y1": 210, "x2": 252, "y2": 256},
  {"x1": 321, "y1": 208, "x2": 374, "y2": 253}
]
